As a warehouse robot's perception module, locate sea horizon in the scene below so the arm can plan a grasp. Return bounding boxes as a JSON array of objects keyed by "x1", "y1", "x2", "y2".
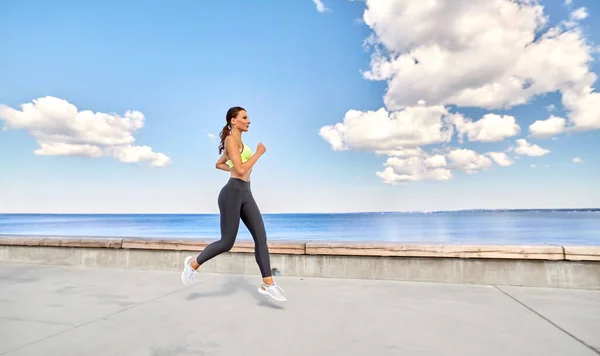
[
  {"x1": 1, "y1": 208, "x2": 599, "y2": 215},
  {"x1": 1, "y1": 209, "x2": 599, "y2": 246}
]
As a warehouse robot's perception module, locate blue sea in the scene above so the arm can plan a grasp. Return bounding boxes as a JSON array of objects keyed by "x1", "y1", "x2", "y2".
[{"x1": 1, "y1": 210, "x2": 599, "y2": 245}]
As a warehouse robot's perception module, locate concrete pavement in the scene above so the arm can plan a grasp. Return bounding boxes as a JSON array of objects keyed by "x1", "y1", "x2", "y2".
[{"x1": 0, "y1": 262, "x2": 598, "y2": 355}]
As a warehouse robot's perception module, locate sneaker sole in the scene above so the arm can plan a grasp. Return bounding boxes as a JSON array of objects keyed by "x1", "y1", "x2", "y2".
[
  {"x1": 181, "y1": 256, "x2": 193, "y2": 286},
  {"x1": 258, "y1": 287, "x2": 287, "y2": 302}
]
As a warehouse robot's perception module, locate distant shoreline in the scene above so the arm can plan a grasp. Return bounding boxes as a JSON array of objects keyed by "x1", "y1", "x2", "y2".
[{"x1": 1, "y1": 208, "x2": 599, "y2": 215}]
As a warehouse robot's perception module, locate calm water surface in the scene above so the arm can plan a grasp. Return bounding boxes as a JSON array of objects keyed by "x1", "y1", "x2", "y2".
[{"x1": 1, "y1": 210, "x2": 599, "y2": 245}]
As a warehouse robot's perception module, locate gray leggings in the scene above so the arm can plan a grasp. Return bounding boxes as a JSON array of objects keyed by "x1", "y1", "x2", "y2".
[{"x1": 196, "y1": 178, "x2": 272, "y2": 278}]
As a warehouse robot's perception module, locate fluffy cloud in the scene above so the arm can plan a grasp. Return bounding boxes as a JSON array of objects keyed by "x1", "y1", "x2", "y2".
[
  {"x1": 375, "y1": 147, "x2": 425, "y2": 158},
  {"x1": 573, "y1": 157, "x2": 584, "y2": 163},
  {"x1": 447, "y1": 149, "x2": 494, "y2": 174},
  {"x1": 319, "y1": 106, "x2": 454, "y2": 151},
  {"x1": 487, "y1": 152, "x2": 515, "y2": 167},
  {"x1": 361, "y1": 0, "x2": 598, "y2": 119},
  {"x1": 561, "y1": 87, "x2": 600, "y2": 131},
  {"x1": 453, "y1": 114, "x2": 520, "y2": 143},
  {"x1": 514, "y1": 139, "x2": 550, "y2": 157},
  {"x1": 319, "y1": 0, "x2": 599, "y2": 184},
  {"x1": 377, "y1": 154, "x2": 451, "y2": 184},
  {"x1": 0, "y1": 96, "x2": 171, "y2": 167},
  {"x1": 33, "y1": 142, "x2": 104, "y2": 158},
  {"x1": 111, "y1": 145, "x2": 171, "y2": 167},
  {"x1": 375, "y1": 147, "x2": 505, "y2": 184},
  {"x1": 571, "y1": 7, "x2": 588, "y2": 21},
  {"x1": 528, "y1": 115, "x2": 566, "y2": 138},
  {"x1": 312, "y1": 0, "x2": 329, "y2": 13}
]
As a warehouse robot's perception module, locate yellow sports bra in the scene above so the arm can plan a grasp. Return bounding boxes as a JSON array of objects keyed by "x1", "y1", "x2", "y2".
[{"x1": 226, "y1": 137, "x2": 253, "y2": 168}]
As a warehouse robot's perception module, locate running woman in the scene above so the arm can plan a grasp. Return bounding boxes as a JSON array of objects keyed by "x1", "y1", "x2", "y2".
[{"x1": 180, "y1": 106, "x2": 287, "y2": 302}]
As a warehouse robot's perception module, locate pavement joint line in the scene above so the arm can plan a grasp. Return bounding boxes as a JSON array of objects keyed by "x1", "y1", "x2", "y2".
[
  {"x1": 0, "y1": 284, "x2": 191, "y2": 356},
  {"x1": 493, "y1": 285, "x2": 600, "y2": 355},
  {"x1": 0, "y1": 316, "x2": 76, "y2": 327}
]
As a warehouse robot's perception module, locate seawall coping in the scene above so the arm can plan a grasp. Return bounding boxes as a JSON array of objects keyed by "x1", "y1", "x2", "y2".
[
  {"x1": 0, "y1": 235, "x2": 123, "y2": 248},
  {"x1": 121, "y1": 237, "x2": 306, "y2": 255},
  {"x1": 0, "y1": 235, "x2": 598, "y2": 261},
  {"x1": 563, "y1": 246, "x2": 600, "y2": 261},
  {"x1": 305, "y1": 242, "x2": 565, "y2": 260}
]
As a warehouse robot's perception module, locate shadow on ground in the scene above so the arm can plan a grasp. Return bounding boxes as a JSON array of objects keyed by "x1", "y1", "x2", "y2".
[{"x1": 185, "y1": 275, "x2": 284, "y2": 310}]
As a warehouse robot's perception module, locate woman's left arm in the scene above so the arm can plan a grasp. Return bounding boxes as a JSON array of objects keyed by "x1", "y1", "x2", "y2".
[{"x1": 215, "y1": 152, "x2": 230, "y2": 172}]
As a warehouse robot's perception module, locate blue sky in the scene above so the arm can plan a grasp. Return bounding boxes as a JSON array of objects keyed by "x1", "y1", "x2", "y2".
[{"x1": 0, "y1": 0, "x2": 599, "y2": 213}]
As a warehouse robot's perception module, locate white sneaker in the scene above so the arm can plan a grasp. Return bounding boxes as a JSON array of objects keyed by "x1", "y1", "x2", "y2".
[
  {"x1": 258, "y1": 282, "x2": 287, "y2": 302},
  {"x1": 180, "y1": 256, "x2": 197, "y2": 286}
]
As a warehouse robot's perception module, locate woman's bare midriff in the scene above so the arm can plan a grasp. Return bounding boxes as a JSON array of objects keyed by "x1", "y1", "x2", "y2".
[{"x1": 229, "y1": 167, "x2": 252, "y2": 182}]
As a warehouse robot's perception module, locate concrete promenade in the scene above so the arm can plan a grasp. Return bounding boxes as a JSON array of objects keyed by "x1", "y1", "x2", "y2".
[{"x1": 1, "y1": 262, "x2": 599, "y2": 356}]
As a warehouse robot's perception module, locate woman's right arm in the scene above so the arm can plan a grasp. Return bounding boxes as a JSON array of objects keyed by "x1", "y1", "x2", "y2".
[{"x1": 225, "y1": 136, "x2": 264, "y2": 175}]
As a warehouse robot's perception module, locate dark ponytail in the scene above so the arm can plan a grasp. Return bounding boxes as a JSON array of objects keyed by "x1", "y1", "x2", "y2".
[{"x1": 218, "y1": 106, "x2": 245, "y2": 154}]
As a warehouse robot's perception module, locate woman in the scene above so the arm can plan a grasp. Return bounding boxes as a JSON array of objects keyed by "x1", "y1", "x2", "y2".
[{"x1": 180, "y1": 106, "x2": 287, "y2": 302}]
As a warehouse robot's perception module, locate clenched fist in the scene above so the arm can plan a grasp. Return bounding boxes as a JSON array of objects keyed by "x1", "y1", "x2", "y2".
[{"x1": 256, "y1": 142, "x2": 266, "y2": 155}]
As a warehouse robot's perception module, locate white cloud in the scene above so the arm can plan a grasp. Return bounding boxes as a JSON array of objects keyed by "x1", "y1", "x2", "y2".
[
  {"x1": 573, "y1": 157, "x2": 584, "y2": 163},
  {"x1": 561, "y1": 87, "x2": 600, "y2": 131},
  {"x1": 207, "y1": 132, "x2": 217, "y2": 142},
  {"x1": 375, "y1": 146, "x2": 515, "y2": 184},
  {"x1": 565, "y1": 0, "x2": 573, "y2": 5},
  {"x1": 376, "y1": 154, "x2": 451, "y2": 184},
  {"x1": 528, "y1": 115, "x2": 566, "y2": 138},
  {"x1": 488, "y1": 152, "x2": 515, "y2": 167},
  {"x1": 111, "y1": 145, "x2": 171, "y2": 168},
  {"x1": 447, "y1": 149, "x2": 494, "y2": 174},
  {"x1": 319, "y1": 106, "x2": 454, "y2": 152},
  {"x1": 564, "y1": 7, "x2": 589, "y2": 30},
  {"x1": 33, "y1": 142, "x2": 104, "y2": 158},
  {"x1": 0, "y1": 96, "x2": 171, "y2": 167},
  {"x1": 319, "y1": 0, "x2": 600, "y2": 184},
  {"x1": 319, "y1": 123, "x2": 346, "y2": 151},
  {"x1": 545, "y1": 104, "x2": 556, "y2": 112},
  {"x1": 375, "y1": 147, "x2": 425, "y2": 158},
  {"x1": 453, "y1": 113, "x2": 520, "y2": 143},
  {"x1": 514, "y1": 138, "x2": 550, "y2": 157},
  {"x1": 312, "y1": 0, "x2": 329, "y2": 13},
  {"x1": 359, "y1": 0, "x2": 600, "y2": 128},
  {"x1": 571, "y1": 7, "x2": 588, "y2": 20}
]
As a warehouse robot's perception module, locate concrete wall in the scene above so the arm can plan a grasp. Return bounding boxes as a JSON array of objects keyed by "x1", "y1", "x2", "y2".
[{"x1": 1, "y1": 236, "x2": 599, "y2": 290}]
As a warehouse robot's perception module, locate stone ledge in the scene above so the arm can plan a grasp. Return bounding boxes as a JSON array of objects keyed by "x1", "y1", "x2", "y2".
[
  {"x1": 121, "y1": 238, "x2": 306, "y2": 255},
  {"x1": 305, "y1": 242, "x2": 565, "y2": 260},
  {"x1": 1, "y1": 235, "x2": 599, "y2": 261},
  {"x1": 564, "y1": 246, "x2": 600, "y2": 261},
  {"x1": 0, "y1": 235, "x2": 122, "y2": 248}
]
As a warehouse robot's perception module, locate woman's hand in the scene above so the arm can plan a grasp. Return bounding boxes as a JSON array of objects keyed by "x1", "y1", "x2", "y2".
[{"x1": 256, "y1": 143, "x2": 266, "y2": 155}]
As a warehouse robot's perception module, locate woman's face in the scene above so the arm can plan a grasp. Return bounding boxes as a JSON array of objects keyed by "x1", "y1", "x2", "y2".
[{"x1": 232, "y1": 110, "x2": 250, "y2": 132}]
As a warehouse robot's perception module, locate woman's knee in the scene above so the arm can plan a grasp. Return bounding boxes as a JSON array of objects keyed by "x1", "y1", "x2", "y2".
[{"x1": 219, "y1": 238, "x2": 235, "y2": 252}]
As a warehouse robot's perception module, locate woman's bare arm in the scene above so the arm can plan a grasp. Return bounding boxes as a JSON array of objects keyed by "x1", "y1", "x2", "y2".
[
  {"x1": 225, "y1": 136, "x2": 263, "y2": 175},
  {"x1": 215, "y1": 152, "x2": 230, "y2": 172}
]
